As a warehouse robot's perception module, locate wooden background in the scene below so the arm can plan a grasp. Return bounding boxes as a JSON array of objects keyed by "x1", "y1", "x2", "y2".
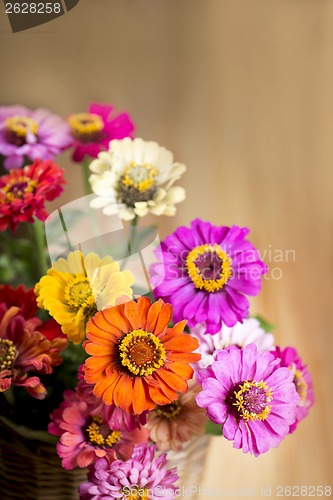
[{"x1": 0, "y1": 0, "x2": 332, "y2": 496}]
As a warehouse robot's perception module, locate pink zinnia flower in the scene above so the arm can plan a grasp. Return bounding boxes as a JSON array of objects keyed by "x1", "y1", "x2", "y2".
[
  {"x1": 147, "y1": 380, "x2": 208, "y2": 451},
  {"x1": 191, "y1": 318, "x2": 275, "y2": 372},
  {"x1": 151, "y1": 219, "x2": 267, "y2": 334},
  {"x1": 79, "y1": 444, "x2": 179, "y2": 500},
  {"x1": 0, "y1": 159, "x2": 65, "y2": 231},
  {"x1": 196, "y1": 344, "x2": 299, "y2": 456},
  {"x1": 68, "y1": 103, "x2": 135, "y2": 162},
  {"x1": 272, "y1": 346, "x2": 314, "y2": 433},
  {"x1": 0, "y1": 305, "x2": 67, "y2": 397},
  {"x1": 0, "y1": 105, "x2": 72, "y2": 170},
  {"x1": 48, "y1": 389, "x2": 149, "y2": 470},
  {"x1": 76, "y1": 375, "x2": 148, "y2": 432}
]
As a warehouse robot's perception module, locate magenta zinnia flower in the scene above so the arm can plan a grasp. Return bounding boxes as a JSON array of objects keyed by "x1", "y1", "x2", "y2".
[
  {"x1": 0, "y1": 159, "x2": 65, "y2": 231},
  {"x1": 68, "y1": 103, "x2": 135, "y2": 162},
  {"x1": 191, "y1": 318, "x2": 275, "y2": 372},
  {"x1": 0, "y1": 105, "x2": 72, "y2": 170},
  {"x1": 48, "y1": 389, "x2": 149, "y2": 470},
  {"x1": 0, "y1": 305, "x2": 67, "y2": 397},
  {"x1": 272, "y1": 346, "x2": 314, "y2": 433},
  {"x1": 196, "y1": 344, "x2": 299, "y2": 456},
  {"x1": 79, "y1": 443, "x2": 179, "y2": 500},
  {"x1": 151, "y1": 219, "x2": 267, "y2": 333}
]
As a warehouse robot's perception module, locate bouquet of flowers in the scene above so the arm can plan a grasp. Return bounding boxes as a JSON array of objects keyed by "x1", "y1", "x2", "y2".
[{"x1": 0, "y1": 102, "x2": 314, "y2": 499}]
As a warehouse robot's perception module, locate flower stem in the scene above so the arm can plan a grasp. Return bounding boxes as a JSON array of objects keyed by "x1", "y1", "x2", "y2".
[
  {"x1": 82, "y1": 157, "x2": 92, "y2": 195},
  {"x1": 3, "y1": 387, "x2": 15, "y2": 407},
  {"x1": 121, "y1": 216, "x2": 138, "y2": 271},
  {"x1": 128, "y1": 216, "x2": 138, "y2": 254},
  {"x1": 28, "y1": 219, "x2": 49, "y2": 279}
]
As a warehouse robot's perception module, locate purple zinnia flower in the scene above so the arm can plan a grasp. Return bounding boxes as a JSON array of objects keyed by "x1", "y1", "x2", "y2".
[
  {"x1": 151, "y1": 219, "x2": 267, "y2": 333},
  {"x1": 68, "y1": 103, "x2": 135, "y2": 162},
  {"x1": 0, "y1": 105, "x2": 72, "y2": 170},
  {"x1": 196, "y1": 344, "x2": 299, "y2": 456},
  {"x1": 272, "y1": 346, "x2": 314, "y2": 433},
  {"x1": 191, "y1": 318, "x2": 275, "y2": 372},
  {"x1": 79, "y1": 443, "x2": 179, "y2": 500}
]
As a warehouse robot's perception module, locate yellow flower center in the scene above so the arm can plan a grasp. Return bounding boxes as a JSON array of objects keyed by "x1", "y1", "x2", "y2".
[
  {"x1": 2, "y1": 176, "x2": 38, "y2": 201},
  {"x1": 232, "y1": 380, "x2": 272, "y2": 422},
  {"x1": 124, "y1": 488, "x2": 149, "y2": 500},
  {"x1": 156, "y1": 400, "x2": 182, "y2": 419},
  {"x1": 186, "y1": 244, "x2": 232, "y2": 293},
  {"x1": 0, "y1": 339, "x2": 16, "y2": 371},
  {"x1": 122, "y1": 162, "x2": 158, "y2": 193},
  {"x1": 64, "y1": 275, "x2": 97, "y2": 317},
  {"x1": 119, "y1": 328, "x2": 166, "y2": 377},
  {"x1": 86, "y1": 414, "x2": 121, "y2": 447},
  {"x1": 5, "y1": 116, "x2": 38, "y2": 138},
  {"x1": 291, "y1": 366, "x2": 308, "y2": 403},
  {"x1": 68, "y1": 113, "x2": 104, "y2": 142}
]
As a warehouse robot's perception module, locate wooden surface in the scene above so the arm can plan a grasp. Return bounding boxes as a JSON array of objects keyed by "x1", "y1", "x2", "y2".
[{"x1": 0, "y1": 0, "x2": 332, "y2": 497}]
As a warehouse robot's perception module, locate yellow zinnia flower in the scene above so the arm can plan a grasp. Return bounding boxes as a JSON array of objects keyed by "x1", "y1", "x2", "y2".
[{"x1": 35, "y1": 250, "x2": 134, "y2": 344}]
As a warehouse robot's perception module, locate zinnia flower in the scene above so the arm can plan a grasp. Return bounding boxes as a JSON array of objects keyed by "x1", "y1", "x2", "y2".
[
  {"x1": 76, "y1": 375, "x2": 147, "y2": 431},
  {"x1": 89, "y1": 137, "x2": 186, "y2": 221},
  {"x1": 68, "y1": 103, "x2": 135, "y2": 163},
  {"x1": 151, "y1": 219, "x2": 267, "y2": 334},
  {"x1": 196, "y1": 344, "x2": 299, "y2": 456},
  {"x1": 0, "y1": 284, "x2": 38, "y2": 319},
  {"x1": 191, "y1": 318, "x2": 275, "y2": 371},
  {"x1": 147, "y1": 380, "x2": 207, "y2": 451},
  {"x1": 48, "y1": 388, "x2": 149, "y2": 470},
  {"x1": 83, "y1": 297, "x2": 200, "y2": 414},
  {"x1": 35, "y1": 250, "x2": 134, "y2": 344},
  {"x1": 79, "y1": 443, "x2": 178, "y2": 500},
  {"x1": 0, "y1": 305, "x2": 67, "y2": 397},
  {"x1": 272, "y1": 346, "x2": 314, "y2": 433},
  {"x1": 0, "y1": 159, "x2": 65, "y2": 231},
  {"x1": 0, "y1": 105, "x2": 72, "y2": 170}
]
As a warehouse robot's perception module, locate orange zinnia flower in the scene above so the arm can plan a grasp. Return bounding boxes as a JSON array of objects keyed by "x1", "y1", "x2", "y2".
[{"x1": 83, "y1": 297, "x2": 201, "y2": 414}]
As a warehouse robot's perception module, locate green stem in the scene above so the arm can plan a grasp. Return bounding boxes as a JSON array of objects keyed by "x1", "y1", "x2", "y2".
[
  {"x1": 82, "y1": 157, "x2": 92, "y2": 195},
  {"x1": 3, "y1": 386, "x2": 15, "y2": 407},
  {"x1": 28, "y1": 219, "x2": 49, "y2": 279},
  {"x1": 121, "y1": 216, "x2": 138, "y2": 271},
  {"x1": 128, "y1": 216, "x2": 138, "y2": 254}
]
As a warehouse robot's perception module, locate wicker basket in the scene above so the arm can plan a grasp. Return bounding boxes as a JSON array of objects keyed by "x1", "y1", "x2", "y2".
[
  {"x1": 0, "y1": 417, "x2": 211, "y2": 500},
  {"x1": 166, "y1": 434, "x2": 211, "y2": 495},
  {"x1": 0, "y1": 418, "x2": 87, "y2": 500}
]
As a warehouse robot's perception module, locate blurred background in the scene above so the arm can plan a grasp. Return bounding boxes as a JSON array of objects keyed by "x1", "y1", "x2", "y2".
[{"x1": 0, "y1": 0, "x2": 332, "y2": 496}]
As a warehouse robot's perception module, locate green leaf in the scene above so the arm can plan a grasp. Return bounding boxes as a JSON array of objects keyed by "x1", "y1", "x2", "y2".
[
  {"x1": 205, "y1": 419, "x2": 222, "y2": 436},
  {"x1": 252, "y1": 314, "x2": 275, "y2": 332},
  {"x1": 132, "y1": 225, "x2": 157, "y2": 252}
]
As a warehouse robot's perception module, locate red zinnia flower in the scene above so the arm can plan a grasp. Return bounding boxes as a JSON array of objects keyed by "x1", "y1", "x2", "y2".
[
  {"x1": 0, "y1": 284, "x2": 38, "y2": 319},
  {"x1": 83, "y1": 297, "x2": 201, "y2": 415},
  {"x1": 0, "y1": 159, "x2": 65, "y2": 231}
]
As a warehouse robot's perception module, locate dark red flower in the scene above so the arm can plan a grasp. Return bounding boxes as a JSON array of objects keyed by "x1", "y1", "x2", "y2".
[
  {"x1": 38, "y1": 318, "x2": 67, "y2": 341},
  {"x1": 0, "y1": 305, "x2": 67, "y2": 398},
  {"x1": 0, "y1": 284, "x2": 38, "y2": 319}
]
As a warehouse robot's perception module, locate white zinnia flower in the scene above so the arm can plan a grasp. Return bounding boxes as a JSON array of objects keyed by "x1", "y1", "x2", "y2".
[
  {"x1": 190, "y1": 318, "x2": 275, "y2": 371},
  {"x1": 89, "y1": 137, "x2": 186, "y2": 220}
]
